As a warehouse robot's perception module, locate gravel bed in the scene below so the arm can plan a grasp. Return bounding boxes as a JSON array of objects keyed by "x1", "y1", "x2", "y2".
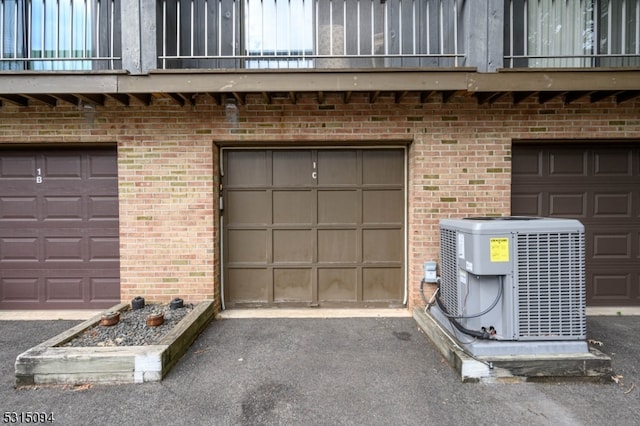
[{"x1": 62, "y1": 303, "x2": 195, "y2": 347}]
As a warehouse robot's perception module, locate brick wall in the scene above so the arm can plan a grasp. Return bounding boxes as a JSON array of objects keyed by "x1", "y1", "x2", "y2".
[{"x1": 1, "y1": 92, "x2": 639, "y2": 311}]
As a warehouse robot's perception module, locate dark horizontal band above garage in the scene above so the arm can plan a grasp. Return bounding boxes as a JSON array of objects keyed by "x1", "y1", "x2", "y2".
[{"x1": 0, "y1": 69, "x2": 639, "y2": 107}]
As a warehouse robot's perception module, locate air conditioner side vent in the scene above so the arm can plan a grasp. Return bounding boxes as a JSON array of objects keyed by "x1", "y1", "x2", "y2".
[
  {"x1": 516, "y1": 231, "x2": 586, "y2": 340},
  {"x1": 439, "y1": 227, "x2": 459, "y2": 316}
]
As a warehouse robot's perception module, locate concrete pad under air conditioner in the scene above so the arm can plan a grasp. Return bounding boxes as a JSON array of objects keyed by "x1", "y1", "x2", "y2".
[
  {"x1": 413, "y1": 308, "x2": 613, "y2": 383},
  {"x1": 15, "y1": 300, "x2": 214, "y2": 387}
]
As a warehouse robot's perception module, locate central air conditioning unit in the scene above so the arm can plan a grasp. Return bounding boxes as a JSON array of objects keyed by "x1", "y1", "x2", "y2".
[{"x1": 430, "y1": 217, "x2": 588, "y2": 357}]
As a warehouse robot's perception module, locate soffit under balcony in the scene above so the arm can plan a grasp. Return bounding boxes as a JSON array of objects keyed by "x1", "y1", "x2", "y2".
[{"x1": 0, "y1": 68, "x2": 639, "y2": 108}]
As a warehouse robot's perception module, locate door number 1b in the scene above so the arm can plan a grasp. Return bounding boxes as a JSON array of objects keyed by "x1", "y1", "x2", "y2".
[{"x1": 36, "y1": 168, "x2": 43, "y2": 184}]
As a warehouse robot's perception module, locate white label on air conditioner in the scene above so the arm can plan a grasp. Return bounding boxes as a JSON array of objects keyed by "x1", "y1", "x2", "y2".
[
  {"x1": 457, "y1": 234, "x2": 465, "y2": 259},
  {"x1": 466, "y1": 261, "x2": 473, "y2": 272},
  {"x1": 459, "y1": 269, "x2": 468, "y2": 284}
]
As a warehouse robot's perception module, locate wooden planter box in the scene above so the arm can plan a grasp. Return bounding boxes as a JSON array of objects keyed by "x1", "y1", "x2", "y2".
[{"x1": 15, "y1": 300, "x2": 214, "y2": 386}]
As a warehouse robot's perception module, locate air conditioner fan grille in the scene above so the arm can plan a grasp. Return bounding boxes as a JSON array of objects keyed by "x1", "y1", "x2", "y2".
[{"x1": 516, "y1": 232, "x2": 586, "y2": 339}]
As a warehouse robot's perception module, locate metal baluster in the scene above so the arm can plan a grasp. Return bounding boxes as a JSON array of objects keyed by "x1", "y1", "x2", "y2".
[
  {"x1": 453, "y1": 0, "x2": 458, "y2": 66},
  {"x1": 191, "y1": 0, "x2": 194, "y2": 58},
  {"x1": 162, "y1": 0, "x2": 166, "y2": 68}
]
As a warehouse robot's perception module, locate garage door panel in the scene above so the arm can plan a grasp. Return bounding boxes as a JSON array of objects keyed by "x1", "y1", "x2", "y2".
[
  {"x1": 44, "y1": 196, "x2": 84, "y2": 221},
  {"x1": 363, "y1": 268, "x2": 403, "y2": 301},
  {"x1": 224, "y1": 148, "x2": 405, "y2": 307},
  {"x1": 0, "y1": 277, "x2": 39, "y2": 302},
  {"x1": 0, "y1": 197, "x2": 38, "y2": 220},
  {"x1": 594, "y1": 149, "x2": 633, "y2": 175},
  {"x1": 273, "y1": 151, "x2": 313, "y2": 186},
  {"x1": 549, "y1": 192, "x2": 586, "y2": 217},
  {"x1": 44, "y1": 154, "x2": 82, "y2": 179},
  {"x1": 44, "y1": 237, "x2": 84, "y2": 262},
  {"x1": 318, "y1": 190, "x2": 358, "y2": 224},
  {"x1": 593, "y1": 193, "x2": 632, "y2": 217},
  {"x1": 0, "y1": 271, "x2": 119, "y2": 308},
  {"x1": 274, "y1": 268, "x2": 312, "y2": 302},
  {"x1": 363, "y1": 190, "x2": 403, "y2": 223},
  {"x1": 318, "y1": 268, "x2": 357, "y2": 301},
  {"x1": 591, "y1": 232, "x2": 632, "y2": 259},
  {"x1": 590, "y1": 272, "x2": 633, "y2": 301},
  {"x1": 0, "y1": 237, "x2": 39, "y2": 262},
  {"x1": 46, "y1": 277, "x2": 84, "y2": 301},
  {"x1": 512, "y1": 150, "x2": 542, "y2": 176},
  {"x1": 226, "y1": 151, "x2": 268, "y2": 186},
  {"x1": 363, "y1": 150, "x2": 403, "y2": 185},
  {"x1": 228, "y1": 230, "x2": 267, "y2": 263},
  {"x1": 318, "y1": 229, "x2": 357, "y2": 263},
  {"x1": 273, "y1": 191, "x2": 313, "y2": 224},
  {"x1": 0, "y1": 155, "x2": 37, "y2": 178},
  {"x1": 227, "y1": 191, "x2": 268, "y2": 225},
  {"x1": 317, "y1": 150, "x2": 357, "y2": 185},
  {"x1": 89, "y1": 236, "x2": 120, "y2": 262},
  {"x1": 511, "y1": 193, "x2": 542, "y2": 216},
  {"x1": 228, "y1": 269, "x2": 269, "y2": 302},
  {"x1": 273, "y1": 229, "x2": 313, "y2": 263},
  {"x1": 88, "y1": 196, "x2": 120, "y2": 221},
  {"x1": 363, "y1": 229, "x2": 402, "y2": 263},
  {"x1": 549, "y1": 150, "x2": 587, "y2": 176},
  {"x1": 512, "y1": 143, "x2": 639, "y2": 306},
  {"x1": 90, "y1": 277, "x2": 121, "y2": 301},
  {"x1": 89, "y1": 154, "x2": 118, "y2": 177},
  {"x1": 0, "y1": 147, "x2": 120, "y2": 309}
]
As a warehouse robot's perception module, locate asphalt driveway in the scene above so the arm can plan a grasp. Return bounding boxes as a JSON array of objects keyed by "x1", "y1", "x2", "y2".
[{"x1": 1, "y1": 315, "x2": 639, "y2": 425}]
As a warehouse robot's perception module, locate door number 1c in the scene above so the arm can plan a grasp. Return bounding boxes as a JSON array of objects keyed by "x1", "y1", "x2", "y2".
[
  {"x1": 36, "y1": 168, "x2": 43, "y2": 184},
  {"x1": 312, "y1": 161, "x2": 317, "y2": 180}
]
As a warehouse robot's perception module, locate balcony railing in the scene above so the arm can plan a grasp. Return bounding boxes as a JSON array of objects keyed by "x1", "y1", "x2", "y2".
[
  {"x1": 2, "y1": 0, "x2": 639, "y2": 74},
  {"x1": 157, "y1": 0, "x2": 466, "y2": 69},
  {"x1": 505, "y1": 0, "x2": 640, "y2": 68},
  {"x1": 0, "y1": 0, "x2": 120, "y2": 71}
]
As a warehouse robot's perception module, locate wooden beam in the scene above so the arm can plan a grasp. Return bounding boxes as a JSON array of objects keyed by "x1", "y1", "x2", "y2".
[
  {"x1": 107, "y1": 93, "x2": 130, "y2": 106},
  {"x1": 616, "y1": 91, "x2": 640, "y2": 104},
  {"x1": 123, "y1": 69, "x2": 471, "y2": 94},
  {"x1": 1, "y1": 70, "x2": 636, "y2": 101},
  {"x1": 512, "y1": 91, "x2": 536, "y2": 105},
  {"x1": 25, "y1": 94, "x2": 57, "y2": 107},
  {"x1": 180, "y1": 93, "x2": 196, "y2": 106},
  {"x1": 207, "y1": 93, "x2": 222, "y2": 105},
  {"x1": 231, "y1": 92, "x2": 245, "y2": 105},
  {"x1": 590, "y1": 91, "x2": 621, "y2": 103},
  {"x1": 468, "y1": 69, "x2": 640, "y2": 92},
  {"x1": 420, "y1": 91, "x2": 435, "y2": 103},
  {"x1": 76, "y1": 94, "x2": 106, "y2": 106},
  {"x1": 441, "y1": 91, "x2": 457, "y2": 103},
  {"x1": 0, "y1": 94, "x2": 29, "y2": 106},
  {"x1": 395, "y1": 91, "x2": 408, "y2": 103},
  {"x1": 538, "y1": 91, "x2": 566, "y2": 104},
  {"x1": 52, "y1": 94, "x2": 80, "y2": 106},
  {"x1": 475, "y1": 92, "x2": 503, "y2": 105},
  {"x1": 130, "y1": 93, "x2": 151, "y2": 106},
  {"x1": 166, "y1": 93, "x2": 185, "y2": 106},
  {"x1": 563, "y1": 91, "x2": 592, "y2": 105},
  {"x1": 0, "y1": 73, "x2": 121, "y2": 95}
]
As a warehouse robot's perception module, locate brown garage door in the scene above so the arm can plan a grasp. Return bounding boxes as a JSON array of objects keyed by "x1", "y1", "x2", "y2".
[
  {"x1": 223, "y1": 149, "x2": 405, "y2": 308},
  {"x1": 0, "y1": 146, "x2": 120, "y2": 309},
  {"x1": 512, "y1": 143, "x2": 640, "y2": 306}
]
